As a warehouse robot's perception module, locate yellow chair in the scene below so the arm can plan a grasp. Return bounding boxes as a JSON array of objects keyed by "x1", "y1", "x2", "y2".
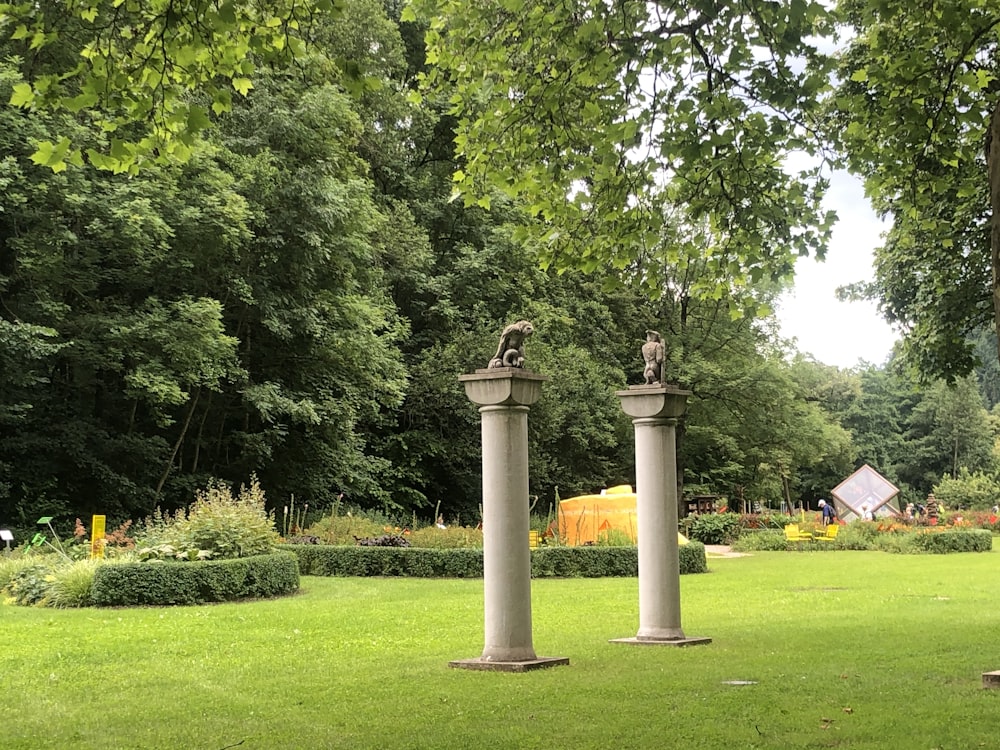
[
  {"x1": 784, "y1": 524, "x2": 813, "y2": 542},
  {"x1": 814, "y1": 524, "x2": 839, "y2": 542}
]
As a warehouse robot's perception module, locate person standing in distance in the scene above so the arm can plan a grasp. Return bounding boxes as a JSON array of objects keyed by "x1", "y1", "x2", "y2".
[{"x1": 818, "y1": 499, "x2": 837, "y2": 526}]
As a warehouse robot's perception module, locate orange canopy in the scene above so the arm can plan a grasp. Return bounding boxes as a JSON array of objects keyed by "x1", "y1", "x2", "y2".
[
  {"x1": 557, "y1": 485, "x2": 690, "y2": 546},
  {"x1": 558, "y1": 485, "x2": 638, "y2": 545}
]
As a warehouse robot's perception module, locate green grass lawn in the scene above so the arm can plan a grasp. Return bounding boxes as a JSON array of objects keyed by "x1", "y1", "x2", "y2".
[{"x1": 2, "y1": 551, "x2": 999, "y2": 749}]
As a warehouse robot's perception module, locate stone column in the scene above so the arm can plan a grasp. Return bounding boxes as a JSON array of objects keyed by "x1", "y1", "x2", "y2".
[
  {"x1": 612, "y1": 385, "x2": 711, "y2": 647},
  {"x1": 451, "y1": 368, "x2": 569, "y2": 672}
]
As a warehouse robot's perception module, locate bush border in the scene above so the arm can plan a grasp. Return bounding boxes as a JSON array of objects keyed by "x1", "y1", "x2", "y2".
[
  {"x1": 91, "y1": 551, "x2": 299, "y2": 606},
  {"x1": 280, "y1": 543, "x2": 708, "y2": 577}
]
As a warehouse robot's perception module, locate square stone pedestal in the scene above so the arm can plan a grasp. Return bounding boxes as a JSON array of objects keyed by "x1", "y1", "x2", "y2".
[
  {"x1": 449, "y1": 656, "x2": 570, "y2": 673},
  {"x1": 983, "y1": 670, "x2": 1000, "y2": 688},
  {"x1": 610, "y1": 636, "x2": 712, "y2": 647}
]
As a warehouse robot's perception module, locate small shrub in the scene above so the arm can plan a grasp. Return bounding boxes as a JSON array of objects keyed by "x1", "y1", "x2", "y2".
[
  {"x1": 836, "y1": 521, "x2": 881, "y2": 550},
  {"x1": 685, "y1": 513, "x2": 741, "y2": 544},
  {"x1": 406, "y1": 526, "x2": 484, "y2": 549},
  {"x1": 0, "y1": 554, "x2": 43, "y2": 592},
  {"x1": 303, "y1": 514, "x2": 386, "y2": 545},
  {"x1": 4, "y1": 564, "x2": 54, "y2": 606},
  {"x1": 730, "y1": 530, "x2": 790, "y2": 552}
]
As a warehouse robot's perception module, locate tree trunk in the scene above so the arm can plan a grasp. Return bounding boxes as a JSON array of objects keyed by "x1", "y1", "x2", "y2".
[
  {"x1": 155, "y1": 387, "x2": 201, "y2": 497},
  {"x1": 988, "y1": 97, "x2": 1000, "y2": 369},
  {"x1": 953, "y1": 434, "x2": 959, "y2": 480},
  {"x1": 191, "y1": 390, "x2": 213, "y2": 474}
]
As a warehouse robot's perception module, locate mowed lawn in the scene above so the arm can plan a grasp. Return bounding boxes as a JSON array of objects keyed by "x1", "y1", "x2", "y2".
[{"x1": 2, "y1": 550, "x2": 999, "y2": 749}]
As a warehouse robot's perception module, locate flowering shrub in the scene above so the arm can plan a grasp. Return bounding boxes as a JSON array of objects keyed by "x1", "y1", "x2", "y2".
[
  {"x1": 73, "y1": 518, "x2": 136, "y2": 558},
  {"x1": 137, "y1": 476, "x2": 280, "y2": 560},
  {"x1": 953, "y1": 511, "x2": 1000, "y2": 532}
]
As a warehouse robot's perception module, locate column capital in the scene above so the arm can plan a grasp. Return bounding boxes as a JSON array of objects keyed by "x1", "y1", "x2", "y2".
[
  {"x1": 615, "y1": 385, "x2": 692, "y2": 420},
  {"x1": 460, "y1": 368, "x2": 548, "y2": 407}
]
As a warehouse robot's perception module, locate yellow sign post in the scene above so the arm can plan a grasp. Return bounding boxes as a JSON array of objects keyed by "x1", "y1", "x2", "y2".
[{"x1": 90, "y1": 515, "x2": 106, "y2": 559}]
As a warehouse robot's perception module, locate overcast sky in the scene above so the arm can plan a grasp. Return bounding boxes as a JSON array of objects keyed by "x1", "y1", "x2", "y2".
[{"x1": 775, "y1": 170, "x2": 899, "y2": 369}]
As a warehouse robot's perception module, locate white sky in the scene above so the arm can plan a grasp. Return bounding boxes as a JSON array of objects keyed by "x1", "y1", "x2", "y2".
[{"x1": 775, "y1": 170, "x2": 899, "y2": 369}]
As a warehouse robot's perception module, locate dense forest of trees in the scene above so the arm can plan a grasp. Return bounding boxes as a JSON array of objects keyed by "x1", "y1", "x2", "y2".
[{"x1": 2, "y1": 0, "x2": 1000, "y2": 536}]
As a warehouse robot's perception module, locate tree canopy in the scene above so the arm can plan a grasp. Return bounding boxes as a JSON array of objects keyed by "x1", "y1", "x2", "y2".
[
  {"x1": 4, "y1": 0, "x2": 999, "y2": 535},
  {"x1": 0, "y1": 0, "x2": 339, "y2": 172},
  {"x1": 833, "y1": 0, "x2": 1000, "y2": 382},
  {"x1": 405, "y1": 0, "x2": 838, "y2": 299}
]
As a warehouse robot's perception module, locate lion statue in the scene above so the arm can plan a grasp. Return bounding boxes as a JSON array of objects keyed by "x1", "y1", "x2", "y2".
[{"x1": 488, "y1": 320, "x2": 534, "y2": 369}]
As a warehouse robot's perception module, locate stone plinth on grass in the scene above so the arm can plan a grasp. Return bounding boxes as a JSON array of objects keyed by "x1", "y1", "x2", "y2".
[
  {"x1": 449, "y1": 656, "x2": 570, "y2": 673},
  {"x1": 613, "y1": 384, "x2": 710, "y2": 648},
  {"x1": 453, "y1": 367, "x2": 568, "y2": 672}
]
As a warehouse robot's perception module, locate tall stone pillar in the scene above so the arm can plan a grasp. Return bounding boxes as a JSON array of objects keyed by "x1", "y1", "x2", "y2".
[
  {"x1": 451, "y1": 368, "x2": 569, "y2": 672},
  {"x1": 612, "y1": 385, "x2": 711, "y2": 647}
]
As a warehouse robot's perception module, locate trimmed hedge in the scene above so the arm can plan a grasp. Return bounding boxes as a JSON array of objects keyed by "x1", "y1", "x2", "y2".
[
  {"x1": 730, "y1": 527, "x2": 995, "y2": 554},
  {"x1": 289, "y1": 546, "x2": 484, "y2": 577},
  {"x1": 908, "y1": 529, "x2": 993, "y2": 554},
  {"x1": 91, "y1": 552, "x2": 299, "y2": 606},
  {"x1": 280, "y1": 542, "x2": 708, "y2": 578}
]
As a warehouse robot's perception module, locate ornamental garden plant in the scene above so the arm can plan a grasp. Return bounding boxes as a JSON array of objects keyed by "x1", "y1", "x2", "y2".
[
  {"x1": 6, "y1": 491, "x2": 993, "y2": 610},
  {"x1": 0, "y1": 477, "x2": 298, "y2": 608}
]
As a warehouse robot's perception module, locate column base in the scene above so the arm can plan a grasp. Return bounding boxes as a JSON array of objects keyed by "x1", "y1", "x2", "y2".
[
  {"x1": 609, "y1": 636, "x2": 712, "y2": 647},
  {"x1": 449, "y1": 656, "x2": 570, "y2": 672}
]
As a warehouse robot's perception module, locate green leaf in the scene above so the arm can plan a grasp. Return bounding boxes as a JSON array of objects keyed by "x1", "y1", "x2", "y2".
[
  {"x1": 29, "y1": 137, "x2": 73, "y2": 172},
  {"x1": 974, "y1": 69, "x2": 995, "y2": 91},
  {"x1": 186, "y1": 104, "x2": 211, "y2": 132},
  {"x1": 9, "y1": 83, "x2": 34, "y2": 108},
  {"x1": 211, "y1": 90, "x2": 233, "y2": 115},
  {"x1": 232, "y1": 77, "x2": 253, "y2": 96},
  {"x1": 64, "y1": 90, "x2": 100, "y2": 112}
]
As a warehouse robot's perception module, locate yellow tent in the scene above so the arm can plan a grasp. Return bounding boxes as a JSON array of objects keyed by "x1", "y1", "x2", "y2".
[{"x1": 558, "y1": 485, "x2": 688, "y2": 546}]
